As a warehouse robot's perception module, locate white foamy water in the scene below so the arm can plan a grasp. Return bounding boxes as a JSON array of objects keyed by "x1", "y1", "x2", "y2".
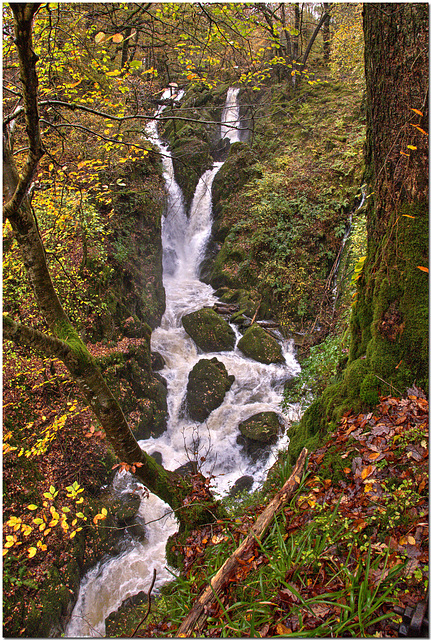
[{"x1": 65, "y1": 86, "x2": 300, "y2": 637}]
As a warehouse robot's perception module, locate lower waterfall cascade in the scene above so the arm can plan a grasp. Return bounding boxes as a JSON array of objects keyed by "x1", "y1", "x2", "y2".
[{"x1": 65, "y1": 87, "x2": 300, "y2": 638}]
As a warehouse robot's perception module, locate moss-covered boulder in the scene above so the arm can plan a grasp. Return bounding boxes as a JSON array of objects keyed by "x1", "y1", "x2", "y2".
[
  {"x1": 186, "y1": 358, "x2": 235, "y2": 422},
  {"x1": 237, "y1": 324, "x2": 285, "y2": 364},
  {"x1": 238, "y1": 411, "x2": 284, "y2": 444},
  {"x1": 182, "y1": 308, "x2": 236, "y2": 352}
]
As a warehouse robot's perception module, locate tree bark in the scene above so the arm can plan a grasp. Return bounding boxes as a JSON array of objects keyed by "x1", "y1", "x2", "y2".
[
  {"x1": 347, "y1": 3, "x2": 429, "y2": 402},
  {"x1": 323, "y1": 3, "x2": 331, "y2": 63},
  {"x1": 301, "y1": 6, "x2": 332, "y2": 68},
  {"x1": 176, "y1": 448, "x2": 308, "y2": 637}
]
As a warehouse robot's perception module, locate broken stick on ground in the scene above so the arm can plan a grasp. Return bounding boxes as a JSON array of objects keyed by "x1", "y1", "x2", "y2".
[{"x1": 177, "y1": 447, "x2": 309, "y2": 637}]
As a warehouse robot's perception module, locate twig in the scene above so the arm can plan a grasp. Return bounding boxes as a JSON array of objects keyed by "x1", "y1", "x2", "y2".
[{"x1": 131, "y1": 568, "x2": 157, "y2": 637}]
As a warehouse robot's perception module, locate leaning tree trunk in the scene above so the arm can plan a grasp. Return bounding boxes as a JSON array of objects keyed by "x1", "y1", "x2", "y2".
[
  {"x1": 4, "y1": 3, "x2": 222, "y2": 533},
  {"x1": 323, "y1": 3, "x2": 331, "y2": 63}
]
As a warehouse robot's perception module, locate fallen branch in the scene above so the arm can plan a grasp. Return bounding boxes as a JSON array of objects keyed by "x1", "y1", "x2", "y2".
[{"x1": 177, "y1": 447, "x2": 308, "y2": 637}]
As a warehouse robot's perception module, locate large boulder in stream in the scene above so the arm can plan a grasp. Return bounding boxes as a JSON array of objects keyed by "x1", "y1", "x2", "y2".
[
  {"x1": 237, "y1": 324, "x2": 285, "y2": 365},
  {"x1": 237, "y1": 412, "x2": 285, "y2": 461},
  {"x1": 186, "y1": 357, "x2": 235, "y2": 422},
  {"x1": 182, "y1": 307, "x2": 235, "y2": 352},
  {"x1": 238, "y1": 411, "x2": 284, "y2": 444}
]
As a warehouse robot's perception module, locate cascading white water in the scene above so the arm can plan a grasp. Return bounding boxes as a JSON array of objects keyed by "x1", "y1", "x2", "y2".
[
  {"x1": 65, "y1": 87, "x2": 300, "y2": 638},
  {"x1": 220, "y1": 87, "x2": 241, "y2": 144}
]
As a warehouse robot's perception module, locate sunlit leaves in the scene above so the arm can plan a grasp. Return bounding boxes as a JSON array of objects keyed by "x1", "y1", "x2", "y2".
[
  {"x1": 3, "y1": 480, "x2": 100, "y2": 558},
  {"x1": 93, "y1": 508, "x2": 108, "y2": 524}
]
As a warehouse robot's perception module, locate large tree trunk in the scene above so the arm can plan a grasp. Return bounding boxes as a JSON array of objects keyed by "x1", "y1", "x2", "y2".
[
  {"x1": 348, "y1": 3, "x2": 428, "y2": 398},
  {"x1": 296, "y1": 3, "x2": 428, "y2": 450},
  {"x1": 4, "y1": 3, "x2": 222, "y2": 533}
]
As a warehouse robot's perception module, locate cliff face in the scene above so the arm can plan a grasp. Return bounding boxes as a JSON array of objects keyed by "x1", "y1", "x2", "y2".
[{"x1": 88, "y1": 152, "x2": 166, "y2": 341}]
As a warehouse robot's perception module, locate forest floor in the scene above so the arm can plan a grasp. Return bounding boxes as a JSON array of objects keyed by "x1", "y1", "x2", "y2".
[{"x1": 113, "y1": 389, "x2": 429, "y2": 639}]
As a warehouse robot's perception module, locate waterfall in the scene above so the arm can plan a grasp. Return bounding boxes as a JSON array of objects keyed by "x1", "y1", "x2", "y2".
[
  {"x1": 220, "y1": 87, "x2": 241, "y2": 144},
  {"x1": 65, "y1": 88, "x2": 300, "y2": 638}
]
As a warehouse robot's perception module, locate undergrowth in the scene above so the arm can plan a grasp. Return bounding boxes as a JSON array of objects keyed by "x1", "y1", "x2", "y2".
[{"x1": 131, "y1": 392, "x2": 428, "y2": 639}]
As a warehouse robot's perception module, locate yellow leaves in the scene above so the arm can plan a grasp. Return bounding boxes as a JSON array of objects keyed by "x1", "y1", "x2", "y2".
[
  {"x1": 95, "y1": 31, "x2": 124, "y2": 45},
  {"x1": 69, "y1": 527, "x2": 82, "y2": 539},
  {"x1": 66, "y1": 481, "x2": 84, "y2": 499},
  {"x1": 407, "y1": 145, "x2": 417, "y2": 150},
  {"x1": 7, "y1": 516, "x2": 22, "y2": 531},
  {"x1": 27, "y1": 504, "x2": 38, "y2": 511},
  {"x1": 93, "y1": 508, "x2": 108, "y2": 524},
  {"x1": 368, "y1": 452, "x2": 381, "y2": 461},
  {"x1": 36, "y1": 540, "x2": 47, "y2": 551},
  {"x1": 60, "y1": 519, "x2": 69, "y2": 532},
  {"x1": 399, "y1": 535, "x2": 416, "y2": 546},
  {"x1": 5, "y1": 534, "x2": 18, "y2": 548},
  {"x1": 417, "y1": 266, "x2": 429, "y2": 273},
  {"x1": 27, "y1": 547, "x2": 37, "y2": 559},
  {"x1": 410, "y1": 108, "x2": 423, "y2": 116},
  {"x1": 276, "y1": 623, "x2": 292, "y2": 634},
  {"x1": 3, "y1": 442, "x2": 17, "y2": 454},
  {"x1": 43, "y1": 485, "x2": 58, "y2": 500}
]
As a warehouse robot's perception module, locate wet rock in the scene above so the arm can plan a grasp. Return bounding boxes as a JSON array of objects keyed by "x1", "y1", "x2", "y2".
[
  {"x1": 186, "y1": 358, "x2": 235, "y2": 422},
  {"x1": 113, "y1": 493, "x2": 141, "y2": 525},
  {"x1": 237, "y1": 324, "x2": 285, "y2": 365},
  {"x1": 126, "y1": 515, "x2": 147, "y2": 543},
  {"x1": 236, "y1": 434, "x2": 271, "y2": 462},
  {"x1": 230, "y1": 312, "x2": 251, "y2": 329},
  {"x1": 229, "y1": 475, "x2": 254, "y2": 497},
  {"x1": 213, "y1": 302, "x2": 239, "y2": 315},
  {"x1": 182, "y1": 307, "x2": 235, "y2": 352},
  {"x1": 105, "y1": 590, "x2": 151, "y2": 637},
  {"x1": 151, "y1": 351, "x2": 165, "y2": 371},
  {"x1": 238, "y1": 412, "x2": 284, "y2": 444},
  {"x1": 174, "y1": 460, "x2": 198, "y2": 476},
  {"x1": 131, "y1": 383, "x2": 168, "y2": 440},
  {"x1": 150, "y1": 451, "x2": 163, "y2": 466},
  {"x1": 171, "y1": 137, "x2": 213, "y2": 210}
]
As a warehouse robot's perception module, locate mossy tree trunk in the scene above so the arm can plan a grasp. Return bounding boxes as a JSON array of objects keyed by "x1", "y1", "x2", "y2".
[
  {"x1": 291, "y1": 3, "x2": 428, "y2": 461},
  {"x1": 4, "y1": 3, "x2": 222, "y2": 533},
  {"x1": 349, "y1": 3, "x2": 429, "y2": 401}
]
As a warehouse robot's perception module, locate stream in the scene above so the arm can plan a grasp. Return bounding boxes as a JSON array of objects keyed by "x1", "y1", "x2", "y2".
[{"x1": 65, "y1": 87, "x2": 300, "y2": 638}]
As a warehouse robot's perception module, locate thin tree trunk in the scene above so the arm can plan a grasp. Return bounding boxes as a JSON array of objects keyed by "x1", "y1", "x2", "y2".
[
  {"x1": 301, "y1": 6, "x2": 332, "y2": 68},
  {"x1": 323, "y1": 3, "x2": 331, "y2": 63}
]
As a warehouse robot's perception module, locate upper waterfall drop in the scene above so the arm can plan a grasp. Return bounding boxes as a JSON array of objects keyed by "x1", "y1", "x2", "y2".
[{"x1": 220, "y1": 87, "x2": 241, "y2": 144}]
